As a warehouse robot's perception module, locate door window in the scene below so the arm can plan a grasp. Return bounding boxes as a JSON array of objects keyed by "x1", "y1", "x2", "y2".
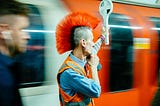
[{"x1": 109, "y1": 13, "x2": 134, "y2": 91}]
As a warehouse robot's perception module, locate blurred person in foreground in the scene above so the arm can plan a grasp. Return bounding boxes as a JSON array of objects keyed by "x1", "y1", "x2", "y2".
[
  {"x1": 0, "y1": 0, "x2": 30, "y2": 106},
  {"x1": 56, "y1": 12, "x2": 107, "y2": 106}
]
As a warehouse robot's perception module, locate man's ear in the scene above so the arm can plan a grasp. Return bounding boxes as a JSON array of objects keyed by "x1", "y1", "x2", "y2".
[
  {"x1": 81, "y1": 39, "x2": 86, "y2": 47},
  {"x1": 1, "y1": 31, "x2": 12, "y2": 39},
  {"x1": 0, "y1": 24, "x2": 10, "y2": 39}
]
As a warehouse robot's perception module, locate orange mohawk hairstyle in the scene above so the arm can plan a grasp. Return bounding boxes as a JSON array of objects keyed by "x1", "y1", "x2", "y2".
[{"x1": 56, "y1": 11, "x2": 100, "y2": 54}]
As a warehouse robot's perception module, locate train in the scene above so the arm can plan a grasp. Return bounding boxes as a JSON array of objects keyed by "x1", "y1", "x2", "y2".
[{"x1": 16, "y1": 0, "x2": 160, "y2": 106}]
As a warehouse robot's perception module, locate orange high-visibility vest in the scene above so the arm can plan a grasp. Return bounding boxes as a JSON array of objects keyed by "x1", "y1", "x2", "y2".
[{"x1": 57, "y1": 56, "x2": 94, "y2": 106}]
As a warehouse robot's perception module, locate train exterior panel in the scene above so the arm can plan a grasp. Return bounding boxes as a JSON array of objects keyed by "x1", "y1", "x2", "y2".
[{"x1": 16, "y1": 0, "x2": 160, "y2": 106}]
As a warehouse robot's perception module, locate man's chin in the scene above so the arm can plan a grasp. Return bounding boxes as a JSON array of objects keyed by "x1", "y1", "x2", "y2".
[{"x1": 18, "y1": 47, "x2": 27, "y2": 53}]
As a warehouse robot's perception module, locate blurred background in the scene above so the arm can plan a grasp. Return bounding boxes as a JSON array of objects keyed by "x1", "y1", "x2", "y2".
[{"x1": 15, "y1": 0, "x2": 160, "y2": 106}]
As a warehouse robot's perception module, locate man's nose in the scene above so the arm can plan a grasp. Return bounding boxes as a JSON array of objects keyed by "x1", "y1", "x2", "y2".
[{"x1": 24, "y1": 33, "x2": 30, "y2": 40}]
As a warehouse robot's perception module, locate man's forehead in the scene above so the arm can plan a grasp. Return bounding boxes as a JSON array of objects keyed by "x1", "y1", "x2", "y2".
[
  {"x1": 0, "y1": 15, "x2": 29, "y2": 27},
  {"x1": 0, "y1": 15, "x2": 18, "y2": 25}
]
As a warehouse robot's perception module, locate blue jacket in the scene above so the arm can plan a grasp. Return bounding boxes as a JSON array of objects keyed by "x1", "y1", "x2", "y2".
[{"x1": 0, "y1": 53, "x2": 23, "y2": 106}]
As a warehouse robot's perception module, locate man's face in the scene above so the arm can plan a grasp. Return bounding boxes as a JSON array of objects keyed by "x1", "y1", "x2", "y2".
[
  {"x1": 10, "y1": 15, "x2": 30, "y2": 54},
  {"x1": 0, "y1": 15, "x2": 31, "y2": 56},
  {"x1": 82, "y1": 29, "x2": 94, "y2": 56}
]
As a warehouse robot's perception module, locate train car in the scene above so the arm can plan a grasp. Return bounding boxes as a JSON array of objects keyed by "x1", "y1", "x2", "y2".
[{"x1": 16, "y1": 0, "x2": 160, "y2": 106}]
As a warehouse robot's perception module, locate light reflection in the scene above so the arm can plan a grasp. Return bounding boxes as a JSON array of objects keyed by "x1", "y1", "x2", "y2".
[
  {"x1": 22, "y1": 25, "x2": 143, "y2": 33},
  {"x1": 109, "y1": 25, "x2": 143, "y2": 29},
  {"x1": 151, "y1": 27, "x2": 160, "y2": 30},
  {"x1": 22, "y1": 29, "x2": 55, "y2": 33}
]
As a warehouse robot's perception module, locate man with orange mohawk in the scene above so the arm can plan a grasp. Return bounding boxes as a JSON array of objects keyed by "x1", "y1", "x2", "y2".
[{"x1": 56, "y1": 12, "x2": 106, "y2": 106}]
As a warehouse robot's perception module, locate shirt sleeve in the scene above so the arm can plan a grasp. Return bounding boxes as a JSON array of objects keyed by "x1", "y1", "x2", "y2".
[{"x1": 60, "y1": 68, "x2": 101, "y2": 98}]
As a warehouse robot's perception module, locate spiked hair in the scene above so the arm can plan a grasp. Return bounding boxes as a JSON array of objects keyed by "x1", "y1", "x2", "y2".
[{"x1": 56, "y1": 11, "x2": 100, "y2": 54}]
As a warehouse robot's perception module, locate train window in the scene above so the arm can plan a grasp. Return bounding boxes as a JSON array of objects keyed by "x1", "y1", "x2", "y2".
[
  {"x1": 15, "y1": 4, "x2": 45, "y2": 88},
  {"x1": 109, "y1": 13, "x2": 133, "y2": 91},
  {"x1": 150, "y1": 17, "x2": 160, "y2": 84}
]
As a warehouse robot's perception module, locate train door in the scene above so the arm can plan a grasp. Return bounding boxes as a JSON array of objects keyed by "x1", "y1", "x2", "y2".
[{"x1": 94, "y1": 11, "x2": 138, "y2": 106}]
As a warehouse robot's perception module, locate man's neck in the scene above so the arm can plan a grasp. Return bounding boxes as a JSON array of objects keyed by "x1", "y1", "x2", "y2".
[{"x1": 72, "y1": 49, "x2": 86, "y2": 61}]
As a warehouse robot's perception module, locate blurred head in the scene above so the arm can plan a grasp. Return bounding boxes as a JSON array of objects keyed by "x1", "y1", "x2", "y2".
[
  {"x1": 0, "y1": 0, "x2": 30, "y2": 56},
  {"x1": 71, "y1": 26, "x2": 94, "y2": 57}
]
